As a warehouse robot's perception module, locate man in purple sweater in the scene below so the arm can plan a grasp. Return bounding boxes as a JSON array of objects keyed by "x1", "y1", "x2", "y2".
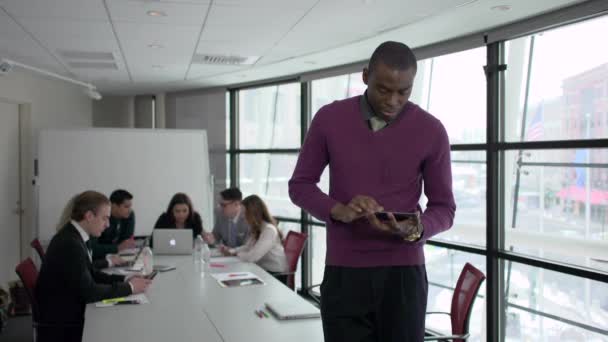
[{"x1": 289, "y1": 41, "x2": 456, "y2": 341}]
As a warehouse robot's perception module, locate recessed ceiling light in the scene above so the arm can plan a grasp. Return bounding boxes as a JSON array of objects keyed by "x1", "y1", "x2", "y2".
[
  {"x1": 148, "y1": 43, "x2": 163, "y2": 49},
  {"x1": 147, "y1": 10, "x2": 167, "y2": 17},
  {"x1": 491, "y1": 5, "x2": 511, "y2": 11}
]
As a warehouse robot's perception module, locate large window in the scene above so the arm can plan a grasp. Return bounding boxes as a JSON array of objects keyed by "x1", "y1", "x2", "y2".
[
  {"x1": 505, "y1": 15, "x2": 608, "y2": 143},
  {"x1": 238, "y1": 153, "x2": 300, "y2": 219},
  {"x1": 505, "y1": 262, "x2": 608, "y2": 341},
  {"x1": 504, "y1": 148, "x2": 608, "y2": 272},
  {"x1": 234, "y1": 82, "x2": 301, "y2": 219},
  {"x1": 413, "y1": 47, "x2": 487, "y2": 144},
  {"x1": 500, "y1": 15, "x2": 608, "y2": 341},
  {"x1": 311, "y1": 72, "x2": 365, "y2": 117},
  {"x1": 239, "y1": 83, "x2": 301, "y2": 149}
]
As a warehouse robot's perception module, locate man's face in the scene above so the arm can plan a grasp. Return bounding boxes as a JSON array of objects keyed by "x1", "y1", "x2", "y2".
[
  {"x1": 112, "y1": 199, "x2": 132, "y2": 219},
  {"x1": 83, "y1": 204, "x2": 111, "y2": 237},
  {"x1": 219, "y1": 199, "x2": 240, "y2": 219},
  {"x1": 363, "y1": 61, "x2": 416, "y2": 120}
]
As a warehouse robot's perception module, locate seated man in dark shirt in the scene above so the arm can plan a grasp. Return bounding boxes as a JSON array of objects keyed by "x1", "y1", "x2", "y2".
[{"x1": 90, "y1": 189, "x2": 137, "y2": 261}]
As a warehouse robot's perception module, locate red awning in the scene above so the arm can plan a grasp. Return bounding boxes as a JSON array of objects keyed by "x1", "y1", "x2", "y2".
[{"x1": 556, "y1": 185, "x2": 608, "y2": 205}]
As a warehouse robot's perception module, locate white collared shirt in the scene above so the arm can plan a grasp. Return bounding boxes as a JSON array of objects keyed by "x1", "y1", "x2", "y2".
[{"x1": 71, "y1": 220, "x2": 92, "y2": 262}]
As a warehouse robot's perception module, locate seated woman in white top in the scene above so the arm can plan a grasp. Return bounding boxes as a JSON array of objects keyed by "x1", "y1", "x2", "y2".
[{"x1": 220, "y1": 195, "x2": 288, "y2": 284}]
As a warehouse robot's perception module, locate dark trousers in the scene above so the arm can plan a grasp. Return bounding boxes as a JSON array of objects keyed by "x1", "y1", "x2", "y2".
[{"x1": 320, "y1": 265, "x2": 428, "y2": 342}]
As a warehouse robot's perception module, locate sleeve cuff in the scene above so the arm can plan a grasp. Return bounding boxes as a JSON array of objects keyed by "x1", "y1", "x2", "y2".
[{"x1": 105, "y1": 255, "x2": 113, "y2": 268}]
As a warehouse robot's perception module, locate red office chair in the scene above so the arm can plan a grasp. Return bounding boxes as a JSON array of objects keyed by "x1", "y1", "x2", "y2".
[
  {"x1": 425, "y1": 262, "x2": 486, "y2": 341},
  {"x1": 15, "y1": 258, "x2": 39, "y2": 321},
  {"x1": 31, "y1": 239, "x2": 45, "y2": 260},
  {"x1": 273, "y1": 231, "x2": 308, "y2": 290}
]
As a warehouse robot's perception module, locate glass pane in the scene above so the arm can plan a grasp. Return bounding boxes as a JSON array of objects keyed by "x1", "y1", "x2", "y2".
[
  {"x1": 239, "y1": 154, "x2": 300, "y2": 219},
  {"x1": 311, "y1": 72, "x2": 365, "y2": 119},
  {"x1": 505, "y1": 15, "x2": 608, "y2": 142},
  {"x1": 311, "y1": 225, "x2": 326, "y2": 288},
  {"x1": 505, "y1": 262, "x2": 608, "y2": 341},
  {"x1": 425, "y1": 245, "x2": 486, "y2": 341},
  {"x1": 420, "y1": 151, "x2": 486, "y2": 246},
  {"x1": 238, "y1": 83, "x2": 301, "y2": 149},
  {"x1": 225, "y1": 153, "x2": 231, "y2": 189},
  {"x1": 504, "y1": 149, "x2": 608, "y2": 272},
  {"x1": 412, "y1": 48, "x2": 487, "y2": 144},
  {"x1": 226, "y1": 91, "x2": 230, "y2": 148}
]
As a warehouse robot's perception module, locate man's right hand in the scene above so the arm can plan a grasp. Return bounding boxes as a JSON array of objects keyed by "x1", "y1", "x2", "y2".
[
  {"x1": 203, "y1": 232, "x2": 216, "y2": 245},
  {"x1": 117, "y1": 238, "x2": 137, "y2": 251},
  {"x1": 331, "y1": 196, "x2": 383, "y2": 223},
  {"x1": 129, "y1": 277, "x2": 152, "y2": 294}
]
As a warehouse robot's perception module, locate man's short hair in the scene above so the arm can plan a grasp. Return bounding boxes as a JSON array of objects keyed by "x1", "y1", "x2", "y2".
[
  {"x1": 368, "y1": 41, "x2": 417, "y2": 74},
  {"x1": 109, "y1": 189, "x2": 133, "y2": 205},
  {"x1": 71, "y1": 191, "x2": 110, "y2": 221},
  {"x1": 220, "y1": 188, "x2": 243, "y2": 201}
]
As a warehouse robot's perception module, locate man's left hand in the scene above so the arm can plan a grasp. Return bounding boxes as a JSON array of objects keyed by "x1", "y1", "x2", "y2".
[{"x1": 367, "y1": 211, "x2": 423, "y2": 241}]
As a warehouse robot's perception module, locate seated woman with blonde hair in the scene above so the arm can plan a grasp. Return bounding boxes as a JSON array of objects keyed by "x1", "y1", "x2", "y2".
[{"x1": 220, "y1": 195, "x2": 288, "y2": 284}]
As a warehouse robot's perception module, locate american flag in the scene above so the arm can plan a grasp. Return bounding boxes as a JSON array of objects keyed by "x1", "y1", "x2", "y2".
[{"x1": 526, "y1": 102, "x2": 544, "y2": 141}]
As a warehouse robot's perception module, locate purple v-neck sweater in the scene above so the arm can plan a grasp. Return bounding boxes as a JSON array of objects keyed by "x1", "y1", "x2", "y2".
[{"x1": 289, "y1": 96, "x2": 456, "y2": 267}]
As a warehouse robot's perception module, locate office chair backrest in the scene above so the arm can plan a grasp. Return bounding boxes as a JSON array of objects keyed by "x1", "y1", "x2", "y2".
[
  {"x1": 15, "y1": 258, "x2": 39, "y2": 321},
  {"x1": 451, "y1": 262, "x2": 486, "y2": 341},
  {"x1": 31, "y1": 238, "x2": 45, "y2": 260},
  {"x1": 283, "y1": 231, "x2": 308, "y2": 290}
]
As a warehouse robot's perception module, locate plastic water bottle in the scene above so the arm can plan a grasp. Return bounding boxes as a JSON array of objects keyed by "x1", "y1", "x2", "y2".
[
  {"x1": 201, "y1": 240, "x2": 211, "y2": 265},
  {"x1": 194, "y1": 235, "x2": 203, "y2": 263},
  {"x1": 141, "y1": 246, "x2": 154, "y2": 275}
]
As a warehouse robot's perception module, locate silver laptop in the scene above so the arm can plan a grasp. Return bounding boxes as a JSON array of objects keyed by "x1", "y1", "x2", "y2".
[
  {"x1": 153, "y1": 229, "x2": 193, "y2": 255},
  {"x1": 264, "y1": 299, "x2": 321, "y2": 320}
]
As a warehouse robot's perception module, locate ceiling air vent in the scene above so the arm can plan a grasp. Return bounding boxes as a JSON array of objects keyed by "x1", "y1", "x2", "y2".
[
  {"x1": 67, "y1": 61, "x2": 118, "y2": 70},
  {"x1": 59, "y1": 50, "x2": 115, "y2": 61},
  {"x1": 192, "y1": 54, "x2": 258, "y2": 66}
]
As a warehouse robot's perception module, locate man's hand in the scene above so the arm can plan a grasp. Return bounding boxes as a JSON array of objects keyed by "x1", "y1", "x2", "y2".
[
  {"x1": 368, "y1": 211, "x2": 423, "y2": 241},
  {"x1": 202, "y1": 232, "x2": 216, "y2": 245},
  {"x1": 219, "y1": 245, "x2": 235, "y2": 256},
  {"x1": 117, "y1": 238, "x2": 137, "y2": 251},
  {"x1": 128, "y1": 277, "x2": 152, "y2": 294},
  {"x1": 331, "y1": 195, "x2": 383, "y2": 223},
  {"x1": 109, "y1": 255, "x2": 127, "y2": 266}
]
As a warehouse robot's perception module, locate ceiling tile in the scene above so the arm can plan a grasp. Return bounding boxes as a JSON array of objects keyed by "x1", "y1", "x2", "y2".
[
  {"x1": 1, "y1": 0, "x2": 107, "y2": 21},
  {"x1": 107, "y1": 0, "x2": 210, "y2": 26}
]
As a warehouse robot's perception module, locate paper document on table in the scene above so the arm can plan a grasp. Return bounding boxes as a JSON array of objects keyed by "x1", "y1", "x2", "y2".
[
  {"x1": 211, "y1": 271, "x2": 265, "y2": 288},
  {"x1": 94, "y1": 293, "x2": 150, "y2": 308}
]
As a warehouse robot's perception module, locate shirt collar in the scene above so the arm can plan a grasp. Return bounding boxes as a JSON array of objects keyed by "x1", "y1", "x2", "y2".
[
  {"x1": 71, "y1": 220, "x2": 89, "y2": 243},
  {"x1": 359, "y1": 91, "x2": 407, "y2": 124},
  {"x1": 360, "y1": 91, "x2": 376, "y2": 121}
]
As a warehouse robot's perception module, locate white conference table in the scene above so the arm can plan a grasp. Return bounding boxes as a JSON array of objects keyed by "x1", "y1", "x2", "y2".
[{"x1": 83, "y1": 255, "x2": 324, "y2": 342}]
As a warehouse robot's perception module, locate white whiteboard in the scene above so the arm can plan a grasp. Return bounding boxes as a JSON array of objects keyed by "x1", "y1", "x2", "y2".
[{"x1": 38, "y1": 128, "x2": 213, "y2": 243}]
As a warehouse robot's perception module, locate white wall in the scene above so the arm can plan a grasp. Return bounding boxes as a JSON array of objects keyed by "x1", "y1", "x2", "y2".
[
  {"x1": 0, "y1": 70, "x2": 92, "y2": 156},
  {"x1": 0, "y1": 69, "x2": 92, "y2": 269}
]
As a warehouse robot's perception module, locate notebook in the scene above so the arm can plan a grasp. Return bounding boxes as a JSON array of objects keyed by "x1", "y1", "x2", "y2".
[
  {"x1": 211, "y1": 271, "x2": 265, "y2": 288},
  {"x1": 264, "y1": 299, "x2": 321, "y2": 320}
]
